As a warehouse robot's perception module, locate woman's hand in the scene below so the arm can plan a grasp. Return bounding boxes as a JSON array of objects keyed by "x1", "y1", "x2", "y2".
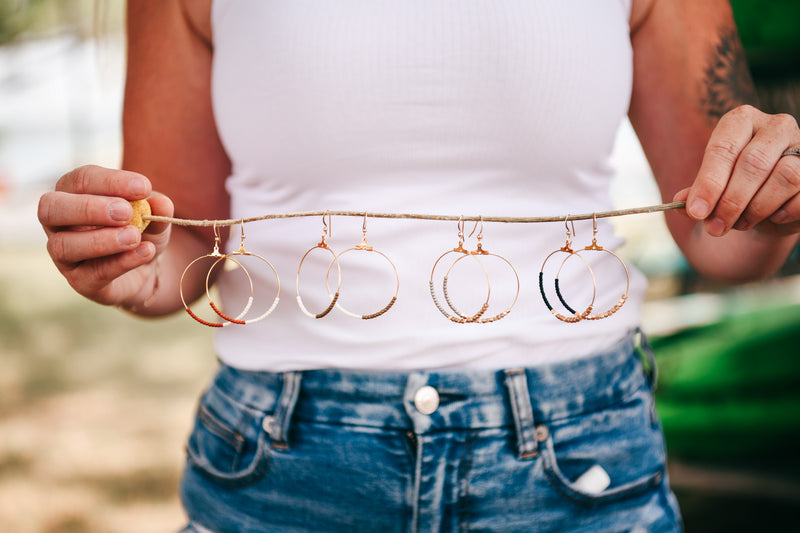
[
  {"x1": 38, "y1": 165, "x2": 174, "y2": 309},
  {"x1": 675, "y1": 105, "x2": 800, "y2": 237}
]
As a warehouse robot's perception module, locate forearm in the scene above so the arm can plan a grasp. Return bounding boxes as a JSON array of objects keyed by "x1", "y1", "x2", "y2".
[
  {"x1": 118, "y1": 0, "x2": 231, "y2": 318},
  {"x1": 667, "y1": 211, "x2": 799, "y2": 282},
  {"x1": 630, "y1": 0, "x2": 800, "y2": 283}
]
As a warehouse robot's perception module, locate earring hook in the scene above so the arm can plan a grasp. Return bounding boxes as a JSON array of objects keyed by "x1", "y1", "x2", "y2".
[
  {"x1": 564, "y1": 216, "x2": 576, "y2": 238},
  {"x1": 212, "y1": 222, "x2": 222, "y2": 256},
  {"x1": 454, "y1": 216, "x2": 467, "y2": 253},
  {"x1": 586, "y1": 213, "x2": 603, "y2": 251},
  {"x1": 321, "y1": 211, "x2": 331, "y2": 245},
  {"x1": 468, "y1": 216, "x2": 484, "y2": 239},
  {"x1": 468, "y1": 216, "x2": 485, "y2": 254},
  {"x1": 237, "y1": 219, "x2": 247, "y2": 253},
  {"x1": 562, "y1": 216, "x2": 576, "y2": 252},
  {"x1": 356, "y1": 212, "x2": 371, "y2": 250}
]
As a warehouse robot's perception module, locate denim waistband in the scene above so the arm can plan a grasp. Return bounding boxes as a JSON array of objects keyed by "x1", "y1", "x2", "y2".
[{"x1": 210, "y1": 330, "x2": 654, "y2": 451}]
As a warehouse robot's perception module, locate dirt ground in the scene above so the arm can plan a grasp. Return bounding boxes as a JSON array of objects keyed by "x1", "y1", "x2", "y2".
[{"x1": 0, "y1": 246, "x2": 217, "y2": 532}]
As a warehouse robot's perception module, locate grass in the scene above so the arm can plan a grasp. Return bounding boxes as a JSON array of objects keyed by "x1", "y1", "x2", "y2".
[{"x1": 653, "y1": 303, "x2": 800, "y2": 471}]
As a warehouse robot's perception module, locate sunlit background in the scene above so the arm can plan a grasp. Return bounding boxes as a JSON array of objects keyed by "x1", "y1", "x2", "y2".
[{"x1": 1, "y1": 1, "x2": 799, "y2": 531}]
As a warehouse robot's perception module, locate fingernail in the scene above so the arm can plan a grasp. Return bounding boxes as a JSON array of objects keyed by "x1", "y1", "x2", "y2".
[
  {"x1": 118, "y1": 226, "x2": 140, "y2": 247},
  {"x1": 688, "y1": 199, "x2": 710, "y2": 219},
  {"x1": 733, "y1": 218, "x2": 749, "y2": 231},
  {"x1": 109, "y1": 201, "x2": 133, "y2": 222},
  {"x1": 706, "y1": 217, "x2": 727, "y2": 236},
  {"x1": 135, "y1": 242, "x2": 155, "y2": 258},
  {"x1": 129, "y1": 177, "x2": 147, "y2": 197},
  {"x1": 771, "y1": 209, "x2": 788, "y2": 223}
]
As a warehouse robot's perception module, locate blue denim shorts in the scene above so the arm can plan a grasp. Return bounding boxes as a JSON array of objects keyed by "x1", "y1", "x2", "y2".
[{"x1": 179, "y1": 332, "x2": 682, "y2": 533}]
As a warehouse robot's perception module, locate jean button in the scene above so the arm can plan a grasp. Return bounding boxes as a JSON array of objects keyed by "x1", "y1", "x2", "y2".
[{"x1": 413, "y1": 385, "x2": 440, "y2": 415}]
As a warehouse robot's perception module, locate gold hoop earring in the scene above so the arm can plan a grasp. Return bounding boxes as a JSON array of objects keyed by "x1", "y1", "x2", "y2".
[
  {"x1": 207, "y1": 221, "x2": 281, "y2": 324},
  {"x1": 445, "y1": 217, "x2": 519, "y2": 323},
  {"x1": 296, "y1": 212, "x2": 341, "y2": 319},
  {"x1": 566, "y1": 214, "x2": 629, "y2": 320},
  {"x1": 326, "y1": 213, "x2": 399, "y2": 319},
  {"x1": 539, "y1": 217, "x2": 596, "y2": 323},
  {"x1": 180, "y1": 224, "x2": 255, "y2": 327},
  {"x1": 429, "y1": 217, "x2": 490, "y2": 323}
]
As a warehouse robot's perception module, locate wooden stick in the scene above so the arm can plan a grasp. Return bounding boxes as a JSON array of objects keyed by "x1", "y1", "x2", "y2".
[{"x1": 143, "y1": 201, "x2": 686, "y2": 227}]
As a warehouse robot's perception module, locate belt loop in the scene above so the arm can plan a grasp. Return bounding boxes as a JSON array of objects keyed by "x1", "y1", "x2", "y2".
[
  {"x1": 265, "y1": 371, "x2": 302, "y2": 450},
  {"x1": 503, "y1": 369, "x2": 539, "y2": 460},
  {"x1": 634, "y1": 328, "x2": 658, "y2": 392}
]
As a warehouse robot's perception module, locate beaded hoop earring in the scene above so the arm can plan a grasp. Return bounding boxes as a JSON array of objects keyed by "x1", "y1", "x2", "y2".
[
  {"x1": 558, "y1": 214, "x2": 629, "y2": 320},
  {"x1": 296, "y1": 212, "x2": 341, "y2": 319},
  {"x1": 429, "y1": 217, "x2": 491, "y2": 323},
  {"x1": 180, "y1": 224, "x2": 255, "y2": 327},
  {"x1": 539, "y1": 218, "x2": 596, "y2": 323},
  {"x1": 326, "y1": 214, "x2": 399, "y2": 320},
  {"x1": 445, "y1": 218, "x2": 519, "y2": 323},
  {"x1": 207, "y1": 222, "x2": 281, "y2": 324}
]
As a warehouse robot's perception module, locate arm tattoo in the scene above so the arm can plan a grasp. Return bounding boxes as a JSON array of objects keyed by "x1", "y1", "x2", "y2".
[{"x1": 700, "y1": 25, "x2": 758, "y2": 122}]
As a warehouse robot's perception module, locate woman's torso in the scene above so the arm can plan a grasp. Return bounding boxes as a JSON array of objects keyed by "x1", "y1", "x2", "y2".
[{"x1": 209, "y1": 0, "x2": 647, "y2": 371}]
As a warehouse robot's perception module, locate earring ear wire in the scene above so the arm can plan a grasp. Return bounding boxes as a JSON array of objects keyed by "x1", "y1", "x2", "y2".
[
  {"x1": 326, "y1": 213, "x2": 399, "y2": 319},
  {"x1": 206, "y1": 220, "x2": 281, "y2": 324},
  {"x1": 553, "y1": 214, "x2": 629, "y2": 321},
  {"x1": 179, "y1": 222, "x2": 256, "y2": 327},
  {"x1": 539, "y1": 216, "x2": 596, "y2": 323},
  {"x1": 429, "y1": 216, "x2": 491, "y2": 323},
  {"x1": 445, "y1": 218, "x2": 519, "y2": 323}
]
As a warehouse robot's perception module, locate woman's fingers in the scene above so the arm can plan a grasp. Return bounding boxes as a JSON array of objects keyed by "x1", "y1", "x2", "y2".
[
  {"x1": 38, "y1": 165, "x2": 172, "y2": 307},
  {"x1": 141, "y1": 191, "x2": 174, "y2": 239},
  {"x1": 740, "y1": 152, "x2": 800, "y2": 229},
  {"x1": 719, "y1": 122, "x2": 792, "y2": 231},
  {"x1": 55, "y1": 164, "x2": 151, "y2": 198},
  {"x1": 61, "y1": 244, "x2": 157, "y2": 305},
  {"x1": 40, "y1": 166, "x2": 153, "y2": 231},
  {"x1": 43, "y1": 192, "x2": 172, "y2": 268},
  {"x1": 47, "y1": 225, "x2": 142, "y2": 265},
  {"x1": 39, "y1": 191, "x2": 135, "y2": 230},
  {"x1": 685, "y1": 105, "x2": 800, "y2": 236},
  {"x1": 685, "y1": 106, "x2": 758, "y2": 227}
]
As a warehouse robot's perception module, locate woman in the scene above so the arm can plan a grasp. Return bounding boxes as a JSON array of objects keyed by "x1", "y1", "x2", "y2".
[{"x1": 38, "y1": 0, "x2": 800, "y2": 531}]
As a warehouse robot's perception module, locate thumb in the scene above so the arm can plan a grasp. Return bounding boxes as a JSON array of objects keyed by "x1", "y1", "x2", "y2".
[{"x1": 672, "y1": 188, "x2": 693, "y2": 218}]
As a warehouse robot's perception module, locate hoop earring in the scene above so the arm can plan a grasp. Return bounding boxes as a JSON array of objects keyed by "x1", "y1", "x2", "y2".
[
  {"x1": 207, "y1": 221, "x2": 281, "y2": 324},
  {"x1": 429, "y1": 217, "x2": 490, "y2": 323},
  {"x1": 326, "y1": 213, "x2": 399, "y2": 319},
  {"x1": 560, "y1": 214, "x2": 629, "y2": 320},
  {"x1": 296, "y1": 212, "x2": 341, "y2": 319},
  {"x1": 180, "y1": 224, "x2": 255, "y2": 327},
  {"x1": 445, "y1": 217, "x2": 519, "y2": 323},
  {"x1": 539, "y1": 217, "x2": 596, "y2": 323}
]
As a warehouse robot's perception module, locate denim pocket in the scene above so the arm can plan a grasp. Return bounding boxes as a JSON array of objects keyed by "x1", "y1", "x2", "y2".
[
  {"x1": 185, "y1": 385, "x2": 270, "y2": 486},
  {"x1": 541, "y1": 389, "x2": 666, "y2": 504}
]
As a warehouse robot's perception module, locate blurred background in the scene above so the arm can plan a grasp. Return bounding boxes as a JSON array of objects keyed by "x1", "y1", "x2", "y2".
[{"x1": 1, "y1": 0, "x2": 799, "y2": 531}]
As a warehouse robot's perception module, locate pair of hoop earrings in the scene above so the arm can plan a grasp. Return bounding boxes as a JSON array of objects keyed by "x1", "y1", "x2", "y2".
[
  {"x1": 539, "y1": 216, "x2": 629, "y2": 323},
  {"x1": 429, "y1": 217, "x2": 520, "y2": 323},
  {"x1": 296, "y1": 213, "x2": 400, "y2": 320},
  {"x1": 180, "y1": 223, "x2": 281, "y2": 327}
]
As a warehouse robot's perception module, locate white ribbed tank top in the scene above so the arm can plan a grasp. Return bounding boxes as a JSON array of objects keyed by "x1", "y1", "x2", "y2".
[{"x1": 210, "y1": 0, "x2": 647, "y2": 371}]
